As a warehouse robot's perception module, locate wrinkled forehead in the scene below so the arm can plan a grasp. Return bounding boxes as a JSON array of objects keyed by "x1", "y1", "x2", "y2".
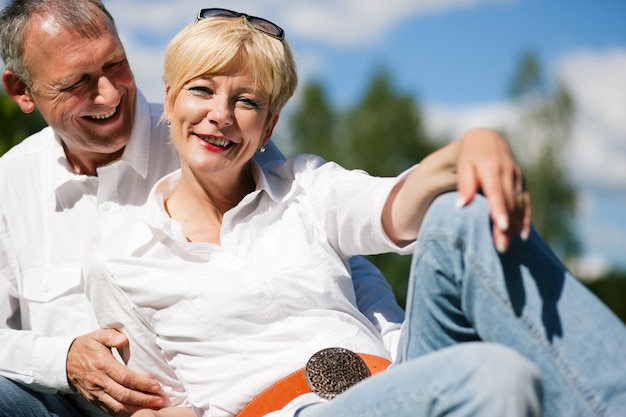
[
  {"x1": 26, "y1": 5, "x2": 117, "y2": 45},
  {"x1": 23, "y1": 13, "x2": 125, "y2": 87}
]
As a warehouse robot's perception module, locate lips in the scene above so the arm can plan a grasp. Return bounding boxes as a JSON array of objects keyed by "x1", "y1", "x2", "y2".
[{"x1": 197, "y1": 134, "x2": 235, "y2": 150}]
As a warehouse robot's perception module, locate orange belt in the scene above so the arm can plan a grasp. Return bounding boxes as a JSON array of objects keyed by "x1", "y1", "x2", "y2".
[{"x1": 237, "y1": 349, "x2": 391, "y2": 417}]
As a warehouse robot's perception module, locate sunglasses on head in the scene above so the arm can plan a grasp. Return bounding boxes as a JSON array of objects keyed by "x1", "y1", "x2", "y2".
[{"x1": 196, "y1": 8, "x2": 285, "y2": 40}]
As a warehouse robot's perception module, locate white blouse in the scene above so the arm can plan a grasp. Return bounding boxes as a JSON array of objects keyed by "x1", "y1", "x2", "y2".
[{"x1": 85, "y1": 154, "x2": 413, "y2": 417}]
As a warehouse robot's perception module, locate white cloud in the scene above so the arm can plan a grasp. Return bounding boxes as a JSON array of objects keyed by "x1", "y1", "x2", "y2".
[
  {"x1": 424, "y1": 101, "x2": 519, "y2": 141},
  {"x1": 569, "y1": 253, "x2": 610, "y2": 282},
  {"x1": 276, "y1": 0, "x2": 510, "y2": 46},
  {"x1": 557, "y1": 48, "x2": 626, "y2": 190},
  {"x1": 106, "y1": 0, "x2": 510, "y2": 47}
]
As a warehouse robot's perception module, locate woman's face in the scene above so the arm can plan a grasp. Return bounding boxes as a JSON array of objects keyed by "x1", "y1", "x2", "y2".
[{"x1": 166, "y1": 72, "x2": 277, "y2": 181}]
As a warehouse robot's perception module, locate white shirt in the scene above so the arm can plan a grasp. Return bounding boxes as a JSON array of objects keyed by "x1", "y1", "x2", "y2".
[
  {"x1": 85, "y1": 155, "x2": 413, "y2": 417},
  {"x1": 0, "y1": 92, "x2": 178, "y2": 411}
]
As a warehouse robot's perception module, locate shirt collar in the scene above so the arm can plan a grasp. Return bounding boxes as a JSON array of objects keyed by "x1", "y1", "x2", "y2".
[
  {"x1": 143, "y1": 164, "x2": 271, "y2": 226},
  {"x1": 140, "y1": 159, "x2": 296, "y2": 247},
  {"x1": 118, "y1": 91, "x2": 152, "y2": 179},
  {"x1": 51, "y1": 91, "x2": 154, "y2": 194},
  {"x1": 251, "y1": 158, "x2": 297, "y2": 203},
  {"x1": 144, "y1": 170, "x2": 179, "y2": 227}
]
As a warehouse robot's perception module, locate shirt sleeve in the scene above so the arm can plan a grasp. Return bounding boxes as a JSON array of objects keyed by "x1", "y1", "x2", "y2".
[
  {"x1": 288, "y1": 155, "x2": 415, "y2": 257},
  {"x1": 0, "y1": 210, "x2": 75, "y2": 393}
]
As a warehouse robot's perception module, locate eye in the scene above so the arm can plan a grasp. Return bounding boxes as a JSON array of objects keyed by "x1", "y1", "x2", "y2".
[
  {"x1": 237, "y1": 97, "x2": 262, "y2": 109},
  {"x1": 187, "y1": 85, "x2": 213, "y2": 96},
  {"x1": 60, "y1": 75, "x2": 88, "y2": 92},
  {"x1": 104, "y1": 60, "x2": 126, "y2": 72}
]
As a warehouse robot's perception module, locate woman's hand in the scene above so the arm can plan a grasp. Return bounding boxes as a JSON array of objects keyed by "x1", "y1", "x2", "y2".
[
  {"x1": 383, "y1": 127, "x2": 531, "y2": 252},
  {"x1": 454, "y1": 128, "x2": 531, "y2": 253}
]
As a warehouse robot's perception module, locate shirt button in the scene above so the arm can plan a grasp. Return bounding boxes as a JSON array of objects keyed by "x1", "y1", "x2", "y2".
[
  {"x1": 101, "y1": 202, "x2": 112, "y2": 211},
  {"x1": 42, "y1": 285, "x2": 49, "y2": 293}
]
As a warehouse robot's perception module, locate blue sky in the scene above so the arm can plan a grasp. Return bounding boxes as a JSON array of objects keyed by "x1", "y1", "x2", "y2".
[{"x1": 3, "y1": 0, "x2": 625, "y2": 275}]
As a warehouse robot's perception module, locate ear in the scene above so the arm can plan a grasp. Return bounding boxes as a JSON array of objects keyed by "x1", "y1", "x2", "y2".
[
  {"x1": 262, "y1": 113, "x2": 280, "y2": 146},
  {"x1": 163, "y1": 85, "x2": 172, "y2": 120},
  {"x1": 2, "y1": 70, "x2": 37, "y2": 114}
]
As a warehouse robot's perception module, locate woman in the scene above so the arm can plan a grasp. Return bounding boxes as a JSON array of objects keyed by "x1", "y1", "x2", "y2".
[{"x1": 85, "y1": 9, "x2": 626, "y2": 417}]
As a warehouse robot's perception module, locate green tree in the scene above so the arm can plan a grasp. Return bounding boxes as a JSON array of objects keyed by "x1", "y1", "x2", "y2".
[
  {"x1": 0, "y1": 89, "x2": 47, "y2": 155},
  {"x1": 506, "y1": 52, "x2": 580, "y2": 260},
  {"x1": 343, "y1": 68, "x2": 436, "y2": 176},
  {"x1": 585, "y1": 270, "x2": 626, "y2": 324},
  {"x1": 288, "y1": 81, "x2": 338, "y2": 158}
]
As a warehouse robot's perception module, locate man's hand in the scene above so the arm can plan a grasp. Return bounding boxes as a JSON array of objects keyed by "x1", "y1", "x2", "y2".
[{"x1": 67, "y1": 328, "x2": 165, "y2": 417}]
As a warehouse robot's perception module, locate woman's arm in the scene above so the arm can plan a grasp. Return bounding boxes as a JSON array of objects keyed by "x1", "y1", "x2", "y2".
[{"x1": 382, "y1": 128, "x2": 531, "y2": 253}]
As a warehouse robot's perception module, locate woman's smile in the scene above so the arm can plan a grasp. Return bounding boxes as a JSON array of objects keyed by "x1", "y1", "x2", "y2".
[{"x1": 195, "y1": 133, "x2": 235, "y2": 152}]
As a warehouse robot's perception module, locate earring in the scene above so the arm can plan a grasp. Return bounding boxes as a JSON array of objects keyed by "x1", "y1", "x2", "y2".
[
  {"x1": 165, "y1": 120, "x2": 171, "y2": 127},
  {"x1": 258, "y1": 145, "x2": 266, "y2": 153}
]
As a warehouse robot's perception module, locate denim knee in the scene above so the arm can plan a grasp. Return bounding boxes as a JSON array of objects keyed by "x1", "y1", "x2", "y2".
[
  {"x1": 420, "y1": 192, "x2": 492, "y2": 239},
  {"x1": 462, "y1": 342, "x2": 543, "y2": 416}
]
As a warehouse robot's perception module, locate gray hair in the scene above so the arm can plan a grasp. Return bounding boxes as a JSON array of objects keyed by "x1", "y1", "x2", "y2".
[{"x1": 0, "y1": 0, "x2": 117, "y2": 87}]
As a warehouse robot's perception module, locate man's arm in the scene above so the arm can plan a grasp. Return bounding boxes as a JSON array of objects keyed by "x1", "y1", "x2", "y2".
[
  {"x1": 0, "y1": 210, "x2": 72, "y2": 393},
  {"x1": 1, "y1": 206, "x2": 164, "y2": 416}
]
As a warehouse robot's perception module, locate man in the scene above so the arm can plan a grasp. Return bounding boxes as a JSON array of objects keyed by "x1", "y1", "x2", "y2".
[{"x1": 0, "y1": 1, "x2": 404, "y2": 416}]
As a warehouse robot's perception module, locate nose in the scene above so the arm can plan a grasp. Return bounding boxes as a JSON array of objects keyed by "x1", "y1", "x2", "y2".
[
  {"x1": 92, "y1": 76, "x2": 120, "y2": 106},
  {"x1": 208, "y1": 96, "x2": 233, "y2": 128}
]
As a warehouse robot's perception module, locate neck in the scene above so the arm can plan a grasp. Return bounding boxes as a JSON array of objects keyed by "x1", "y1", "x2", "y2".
[
  {"x1": 166, "y1": 163, "x2": 257, "y2": 243},
  {"x1": 62, "y1": 142, "x2": 126, "y2": 176}
]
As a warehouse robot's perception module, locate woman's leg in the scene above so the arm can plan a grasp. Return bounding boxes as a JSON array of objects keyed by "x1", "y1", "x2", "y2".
[
  {"x1": 297, "y1": 342, "x2": 541, "y2": 417},
  {"x1": 399, "y1": 191, "x2": 626, "y2": 417}
]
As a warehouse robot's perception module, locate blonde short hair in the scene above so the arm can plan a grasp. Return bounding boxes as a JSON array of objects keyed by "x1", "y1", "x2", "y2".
[{"x1": 163, "y1": 17, "x2": 298, "y2": 116}]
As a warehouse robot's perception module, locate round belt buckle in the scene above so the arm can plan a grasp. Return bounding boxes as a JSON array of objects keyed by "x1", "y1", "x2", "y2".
[{"x1": 304, "y1": 347, "x2": 371, "y2": 400}]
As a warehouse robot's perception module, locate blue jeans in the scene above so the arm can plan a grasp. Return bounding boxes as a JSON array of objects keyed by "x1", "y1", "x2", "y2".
[
  {"x1": 298, "y1": 342, "x2": 541, "y2": 417},
  {"x1": 300, "y1": 192, "x2": 626, "y2": 417},
  {"x1": 0, "y1": 376, "x2": 84, "y2": 417}
]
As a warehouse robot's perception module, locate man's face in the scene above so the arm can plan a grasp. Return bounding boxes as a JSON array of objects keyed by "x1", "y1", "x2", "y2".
[{"x1": 22, "y1": 13, "x2": 136, "y2": 161}]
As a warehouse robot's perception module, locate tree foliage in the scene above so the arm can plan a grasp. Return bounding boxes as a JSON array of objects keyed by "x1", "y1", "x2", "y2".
[
  {"x1": 0, "y1": 90, "x2": 47, "y2": 155},
  {"x1": 289, "y1": 81, "x2": 338, "y2": 158},
  {"x1": 342, "y1": 69, "x2": 437, "y2": 176},
  {"x1": 506, "y1": 52, "x2": 580, "y2": 260},
  {"x1": 585, "y1": 270, "x2": 626, "y2": 324}
]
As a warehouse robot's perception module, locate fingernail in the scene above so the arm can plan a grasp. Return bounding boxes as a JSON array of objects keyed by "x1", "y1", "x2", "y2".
[
  {"x1": 497, "y1": 214, "x2": 509, "y2": 231},
  {"x1": 521, "y1": 228, "x2": 529, "y2": 241},
  {"x1": 496, "y1": 240, "x2": 507, "y2": 254},
  {"x1": 455, "y1": 196, "x2": 466, "y2": 210}
]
